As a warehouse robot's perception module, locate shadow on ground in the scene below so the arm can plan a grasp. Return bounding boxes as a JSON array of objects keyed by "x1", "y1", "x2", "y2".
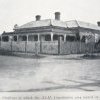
[
  {"x1": 80, "y1": 54, "x2": 100, "y2": 59},
  {"x1": 0, "y1": 50, "x2": 46, "y2": 59},
  {"x1": 3, "y1": 79, "x2": 100, "y2": 92},
  {"x1": 55, "y1": 54, "x2": 100, "y2": 60}
]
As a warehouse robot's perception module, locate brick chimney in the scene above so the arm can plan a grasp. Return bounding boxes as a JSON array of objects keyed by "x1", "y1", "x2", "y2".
[
  {"x1": 36, "y1": 15, "x2": 41, "y2": 21},
  {"x1": 55, "y1": 12, "x2": 60, "y2": 20},
  {"x1": 97, "y1": 21, "x2": 100, "y2": 26}
]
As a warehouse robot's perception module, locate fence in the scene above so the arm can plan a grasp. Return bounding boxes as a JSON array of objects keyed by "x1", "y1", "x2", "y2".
[
  {"x1": 0, "y1": 40, "x2": 100, "y2": 55},
  {"x1": 41, "y1": 41, "x2": 58, "y2": 54},
  {"x1": 60, "y1": 42, "x2": 96, "y2": 54}
]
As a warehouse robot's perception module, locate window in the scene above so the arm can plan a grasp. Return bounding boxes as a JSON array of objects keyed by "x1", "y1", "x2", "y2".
[
  {"x1": 45, "y1": 35, "x2": 51, "y2": 41},
  {"x1": 18, "y1": 35, "x2": 27, "y2": 41},
  {"x1": 34, "y1": 35, "x2": 38, "y2": 41},
  {"x1": 13, "y1": 36, "x2": 17, "y2": 41},
  {"x1": 53, "y1": 35, "x2": 59, "y2": 41},
  {"x1": 28, "y1": 35, "x2": 34, "y2": 41},
  {"x1": 76, "y1": 33, "x2": 80, "y2": 41},
  {"x1": 81, "y1": 36, "x2": 86, "y2": 42},
  {"x1": 28, "y1": 35, "x2": 38, "y2": 41},
  {"x1": 22, "y1": 36, "x2": 27, "y2": 41},
  {"x1": 66, "y1": 36, "x2": 76, "y2": 42},
  {"x1": 59, "y1": 35, "x2": 64, "y2": 41},
  {"x1": 2, "y1": 36, "x2": 9, "y2": 42}
]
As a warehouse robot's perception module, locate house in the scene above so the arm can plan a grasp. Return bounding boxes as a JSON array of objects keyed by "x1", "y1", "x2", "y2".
[
  {"x1": 66, "y1": 20, "x2": 100, "y2": 43},
  {"x1": 0, "y1": 12, "x2": 100, "y2": 54}
]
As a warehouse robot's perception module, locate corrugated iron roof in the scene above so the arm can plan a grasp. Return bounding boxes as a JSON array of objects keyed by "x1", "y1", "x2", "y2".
[
  {"x1": 14, "y1": 19, "x2": 100, "y2": 31},
  {"x1": 14, "y1": 19, "x2": 67, "y2": 30},
  {"x1": 66, "y1": 20, "x2": 100, "y2": 30}
]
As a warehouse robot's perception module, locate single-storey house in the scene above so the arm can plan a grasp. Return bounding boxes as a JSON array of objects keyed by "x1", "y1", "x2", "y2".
[{"x1": 0, "y1": 12, "x2": 100, "y2": 54}]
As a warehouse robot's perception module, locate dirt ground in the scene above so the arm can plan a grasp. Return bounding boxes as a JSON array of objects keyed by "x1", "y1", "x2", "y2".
[{"x1": 0, "y1": 54, "x2": 100, "y2": 92}]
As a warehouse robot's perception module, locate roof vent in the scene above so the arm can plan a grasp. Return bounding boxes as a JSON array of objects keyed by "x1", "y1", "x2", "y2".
[{"x1": 97, "y1": 21, "x2": 100, "y2": 26}]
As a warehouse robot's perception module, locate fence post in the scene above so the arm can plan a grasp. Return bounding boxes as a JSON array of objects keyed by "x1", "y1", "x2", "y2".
[
  {"x1": 91, "y1": 42, "x2": 95, "y2": 54},
  {"x1": 11, "y1": 40, "x2": 12, "y2": 52},
  {"x1": 40, "y1": 36, "x2": 42, "y2": 54},
  {"x1": 9, "y1": 36, "x2": 13, "y2": 53},
  {"x1": 40, "y1": 40, "x2": 42, "y2": 54},
  {"x1": 25, "y1": 41, "x2": 27, "y2": 53},
  {"x1": 0, "y1": 36, "x2": 1, "y2": 48},
  {"x1": 58, "y1": 36, "x2": 62, "y2": 55},
  {"x1": 35, "y1": 42, "x2": 38, "y2": 55}
]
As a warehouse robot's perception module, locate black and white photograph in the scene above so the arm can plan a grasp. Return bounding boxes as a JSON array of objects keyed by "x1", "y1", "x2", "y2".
[{"x1": 0, "y1": 0, "x2": 100, "y2": 97}]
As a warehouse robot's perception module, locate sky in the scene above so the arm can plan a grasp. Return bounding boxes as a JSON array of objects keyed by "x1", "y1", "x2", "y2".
[{"x1": 0, "y1": 0, "x2": 100, "y2": 34}]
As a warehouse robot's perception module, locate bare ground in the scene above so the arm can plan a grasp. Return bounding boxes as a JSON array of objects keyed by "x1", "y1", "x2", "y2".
[{"x1": 0, "y1": 54, "x2": 100, "y2": 92}]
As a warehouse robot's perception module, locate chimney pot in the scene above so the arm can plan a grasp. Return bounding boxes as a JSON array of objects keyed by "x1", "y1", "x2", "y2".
[
  {"x1": 36, "y1": 15, "x2": 41, "y2": 21},
  {"x1": 55, "y1": 12, "x2": 60, "y2": 20},
  {"x1": 97, "y1": 21, "x2": 100, "y2": 26}
]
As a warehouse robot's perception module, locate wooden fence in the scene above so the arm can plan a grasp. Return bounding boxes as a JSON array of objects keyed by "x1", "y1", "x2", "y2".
[
  {"x1": 60, "y1": 42, "x2": 96, "y2": 54},
  {"x1": 0, "y1": 41, "x2": 100, "y2": 55}
]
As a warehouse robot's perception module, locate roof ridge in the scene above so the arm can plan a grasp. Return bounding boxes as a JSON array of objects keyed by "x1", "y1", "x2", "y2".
[
  {"x1": 75, "y1": 20, "x2": 80, "y2": 27},
  {"x1": 66, "y1": 20, "x2": 76, "y2": 22}
]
